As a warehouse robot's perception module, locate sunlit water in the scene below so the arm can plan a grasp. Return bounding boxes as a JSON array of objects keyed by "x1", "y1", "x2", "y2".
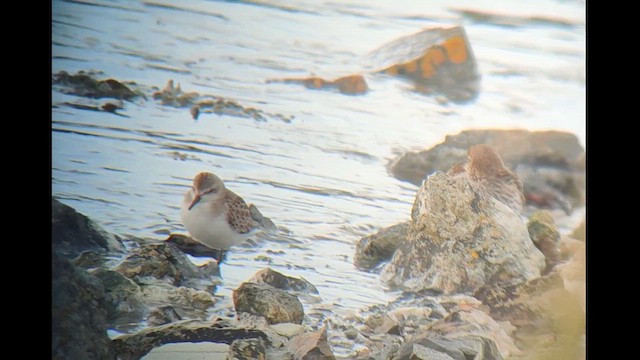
[{"x1": 52, "y1": 0, "x2": 585, "y2": 330}]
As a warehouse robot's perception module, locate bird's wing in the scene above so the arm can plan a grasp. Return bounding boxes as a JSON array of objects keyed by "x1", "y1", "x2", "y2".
[{"x1": 224, "y1": 190, "x2": 258, "y2": 234}]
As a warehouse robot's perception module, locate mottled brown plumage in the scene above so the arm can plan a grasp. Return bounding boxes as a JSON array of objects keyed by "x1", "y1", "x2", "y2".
[{"x1": 456, "y1": 144, "x2": 525, "y2": 213}]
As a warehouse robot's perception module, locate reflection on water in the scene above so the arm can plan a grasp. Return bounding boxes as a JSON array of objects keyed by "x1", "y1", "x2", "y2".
[{"x1": 52, "y1": 0, "x2": 585, "y2": 328}]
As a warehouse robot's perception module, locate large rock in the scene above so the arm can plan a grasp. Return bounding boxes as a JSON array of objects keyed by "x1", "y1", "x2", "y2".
[
  {"x1": 354, "y1": 221, "x2": 409, "y2": 271},
  {"x1": 52, "y1": 252, "x2": 114, "y2": 359},
  {"x1": 380, "y1": 172, "x2": 545, "y2": 294},
  {"x1": 233, "y1": 282, "x2": 304, "y2": 325},
  {"x1": 52, "y1": 198, "x2": 123, "y2": 257},
  {"x1": 286, "y1": 326, "x2": 335, "y2": 360},
  {"x1": 114, "y1": 242, "x2": 219, "y2": 286},
  {"x1": 366, "y1": 26, "x2": 480, "y2": 102},
  {"x1": 425, "y1": 308, "x2": 520, "y2": 359},
  {"x1": 393, "y1": 334, "x2": 501, "y2": 360},
  {"x1": 112, "y1": 319, "x2": 268, "y2": 360},
  {"x1": 90, "y1": 268, "x2": 145, "y2": 326},
  {"x1": 247, "y1": 268, "x2": 319, "y2": 295},
  {"x1": 388, "y1": 130, "x2": 585, "y2": 213}
]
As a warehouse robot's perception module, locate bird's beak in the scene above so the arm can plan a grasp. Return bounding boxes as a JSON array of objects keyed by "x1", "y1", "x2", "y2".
[{"x1": 188, "y1": 194, "x2": 202, "y2": 210}]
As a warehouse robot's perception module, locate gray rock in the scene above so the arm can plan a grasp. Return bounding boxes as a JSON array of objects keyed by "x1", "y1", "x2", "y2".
[
  {"x1": 247, "y1": 268, "x2": 318, "y2": 295},
  {"x1": 90, "y1": 268, "x2": 145, "y2": 326},
  {"x1": 233, "y1": 282, "x2": 304, "y2": 325},
  {"x1": 52, "y1": 252, "x2": 114, "y2": 360},
  {"x1": 286, "y1": 326, "x2": 335, "y2": 360},
  {"x1": 426, "y1": 309, "x2": 517, "y2": 359},
  {"x1": 147, "y1": 305, "x2": 182, "y2": 327},
  {"x1": 112, "y1": 319, "x2": 268, "y2": 360},
  {"x1": 380, "y1": 172, "x2": 545, "y2": 294},
  {"x1": 52, "y1": 197, "x2": 123, "y2": 258},
  {"x1": 354, "y1": 221, "x2": 409, "y2": 271},
  {"x1": 387, "y1": 129, "x2": 585, "y2": 212},
  {"x1": 72, "y1": 250, "x2": 108, "y2": 270},
  {"x1": 140, "y1": 283, "x2": 215, "y2": 311},
  {"x1": 114, "y1": 242, "x2": 219, "y2": 286},
  {"x1": 527, "y1": 211, "x2": 562, "y2": 271},
  {"x1": 269, "y1": 323, "x2": 306, "y2": 338},
  {"x1": 227, "y1": 338, "x2": 267, "y2": 360}
]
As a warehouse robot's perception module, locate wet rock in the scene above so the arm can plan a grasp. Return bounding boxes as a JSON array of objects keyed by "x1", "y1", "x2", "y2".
[
  {"x1": 53, "y1": 70, "x2": 139, "y2": 100},
  {"x1": 394, "y1": 334, "x2": 501, "y2": 360},
  {"x1": 141, "y1": 283, "x2": 215, "y2": 311},
  {"x1": 270, "y1": 323, "x2": 306, "y2": 338},
  {"x1": 426, "y1": 308, "x2": 519, "y2": 359},
  {"x1": 52, "y1": 197, "x2": 123, "y2": 258},
  {"x1": 72, "y1": 250, "x2": 108, "y2": 270},
  {"x1": 354, "y1": 221, "x2": 409, "y2": 271},
  {"x1": 228, "y1": 338, "x2": 267, "y2": 360},
  {"x1": 388, "y1": 129, "x2": 585, "y2": 212},
  {"x1": 367, "y1": 26, "x2": 479, "y2": 102},
  {"x1": 247, "y1": 268, "x2": 319, "y2": 295},
  {"x1": 114, "y1": 242, "x2": 219, "y2": 286},
  {"x1": 233, "y1": 282, "x2": 304, "y2": 325},
  {"x1": 154, "y1": 79, "x2": 294, "y2": 122},
  {"x1": 374, "y1": 315, "x2": 401, "y2": 335},
  {"x1": 111, "y1": 319, "x2": 268, "y2": 360},
  {"x1": 268, "y1": 74, "x2": 369, "y2": 95},
  {"x1": 380, "y1": 171, "x2": 545, "y2": 294},
  {"x1": 147, "y1": 305, "x2": 182, "y2": 326},
  {"x1": 52, "y1": 252, "x2": 114, "y2": 360},
  {"x1": 286, "y1": 326, "x2": 336, "y2": 360},
  {"x1": 166, "y1": 233, "x2": 221, "y2": 258},
  {"x1": 90, "y1": 268, "x2": 145, "y2": 325},
  {"x1": 527, "y1": 211, "x2": 562, "y2": 271}
]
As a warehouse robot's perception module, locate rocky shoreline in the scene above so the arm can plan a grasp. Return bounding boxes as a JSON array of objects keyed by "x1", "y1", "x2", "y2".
[{"x1": 52, "y1": 129, "x2": 585, "y2": 360}]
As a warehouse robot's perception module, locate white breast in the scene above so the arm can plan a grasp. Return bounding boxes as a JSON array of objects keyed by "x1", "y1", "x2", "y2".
[{"x1": 181, "y1": 198, "x2": 249, "y2": 250}]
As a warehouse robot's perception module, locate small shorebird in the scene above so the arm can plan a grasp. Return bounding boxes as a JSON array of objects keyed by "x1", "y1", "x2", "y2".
[
  {"x1": 451, "y1": 144, "x2": 525, "y2": 214},
  {"x1": 181, "y1": 172, "x2": 259, "y2": 260}
]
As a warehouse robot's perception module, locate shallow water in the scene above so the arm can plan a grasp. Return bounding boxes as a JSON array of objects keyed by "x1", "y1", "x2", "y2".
[{"x1": 52, "y1": 0, "x2": 585, "y2": 333}]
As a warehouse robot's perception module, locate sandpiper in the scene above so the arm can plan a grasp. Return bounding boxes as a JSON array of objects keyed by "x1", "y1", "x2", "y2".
[
  {"x1": 451, "y1": 144, "x2": 525, "y2": 214},
  {"x1": 181, "y1": 172, "x2": 259, "y2": 260}
]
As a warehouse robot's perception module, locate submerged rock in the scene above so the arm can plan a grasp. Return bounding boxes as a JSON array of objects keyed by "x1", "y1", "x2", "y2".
[
  {"x1": 114, "y1": 242, "x2": 219, "y2": 286},
  {"x1": 52, "y1": 197, "x2": 123, "y2": 258},
  {"x1": 52, "y1": 252, "x2": 114, "y2": 360},
  {"x1": 53, "y1": 70, "x2": 140, "y2": 100},
  {"x1": 247, "y1": 268, "x2": 319, "y2": 295},
  {"x1": 354, "y1": 221, "x2": 410, "y2": 271},
  {"x1": 268, "y1": 74, "x2": 369, "y2": 95},
  {"x1": 380, "y1": 171, "x2": 545, "y2": 294},
  {"x1": 388, "y1": 129, "x2": 585, "y2": 213},
  {"x1": 286, "y1": 326, "x2": 335, "y2": 360},
  {"x1": 233, "y1": 282, "x2": 304, "y2": 325},
  {"x1": 111, "y1": 319, "x2": 268, "y2": 360}
]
